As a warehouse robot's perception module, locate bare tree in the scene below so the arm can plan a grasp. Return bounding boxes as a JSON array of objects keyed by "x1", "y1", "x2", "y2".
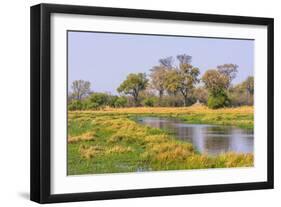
[
  {"x1": 150, "y1": 66, "x2": 167, "y2": 101},
  {"x1": 71, "y1": 80, "x2": 91, "y2": 100},
  {"x1": 217, "y1": 64, "x2": 238, "y2": 88},
  {"x1": 159, "y1": 56, "x2": 174, "y2": 68},
  {"x1": 177, "y1": 54, "x2": 192, "y2": 65}
]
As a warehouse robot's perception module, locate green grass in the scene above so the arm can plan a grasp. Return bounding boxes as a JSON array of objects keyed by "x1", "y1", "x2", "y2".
[{"x1": 67, "y1": 108, "x2": 254, "y2": 175}]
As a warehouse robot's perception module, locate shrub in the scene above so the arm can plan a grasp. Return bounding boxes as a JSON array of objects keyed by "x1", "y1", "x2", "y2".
[
  {"x1": 114, "y1": 97, "x2": 127, "y2": 108},
  {"x1": 107, "y1": 95, "x2": 118, "y2": 108},
  {"x1": 88, "y1": 93, "x2": 109, "y2": 109},
  {"x1": 68, "y1": 100, "x2": 83, "y2": 110},
  {"x1": 142, "y1": 97, "x2": 157, "y2": 107},
  {"x1": 207, "y1": 90, "x2": 230, "y2": 109}
]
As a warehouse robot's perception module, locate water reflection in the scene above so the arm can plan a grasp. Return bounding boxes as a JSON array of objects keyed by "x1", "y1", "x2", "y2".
[{"x1": 137, "y1": 117, "x2": 253, "y2": 155}]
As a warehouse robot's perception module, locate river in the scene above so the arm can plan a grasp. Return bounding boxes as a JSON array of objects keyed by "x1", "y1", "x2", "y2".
[{"x1": 136, "y1": 117, "x2": 253, "y2": 155}]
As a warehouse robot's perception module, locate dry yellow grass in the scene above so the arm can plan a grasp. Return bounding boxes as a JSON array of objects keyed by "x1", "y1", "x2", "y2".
[
  {"x1": 218, "y1": 152, "x2": 254, "y2": 167},
  {"x1": 71, "y1": 105, "x2": 253, "y2": 115},
  {"x1": 69, "y1": 106, "x2": 253, "y2": 129},
  {"x1": 106, "y1": 145, "x2": 134, "y2": 154},
  {"x1": 79, "y1": 144, "x2": 133, "y2": 160},
  {"x1": 143, "y1": 134, "x2": 170, "y2": 144},
  {"x1": 68, "y1": 132, "x2": 95, "y2": 143},
  {"x1": 78, "y1": 145, "x2": 103, "y2": 159},
  {"x1": 141, "y1": 141, "x2": 195, "y2": 163}
]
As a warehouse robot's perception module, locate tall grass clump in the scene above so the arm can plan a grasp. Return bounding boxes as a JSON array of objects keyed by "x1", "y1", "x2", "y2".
[{"x1": 68, "y1": 131, "x2": 96, "y2": 143}]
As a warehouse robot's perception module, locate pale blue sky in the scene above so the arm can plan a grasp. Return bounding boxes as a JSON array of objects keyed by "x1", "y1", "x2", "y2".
[{"x1": 68, "y1": 31, "x2": 254, "y2": 94}]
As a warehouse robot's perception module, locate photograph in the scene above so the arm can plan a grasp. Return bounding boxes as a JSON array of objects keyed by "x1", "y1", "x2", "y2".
[
  {"x1": 29, "y1": 3, "x2": 274, "y2": 203},
  {"x1": 67, "y1": 31, "x2": 254, "y2": 175}
]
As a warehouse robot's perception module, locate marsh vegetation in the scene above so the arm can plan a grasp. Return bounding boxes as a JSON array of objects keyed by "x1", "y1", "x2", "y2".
[{"x1": 68, "y1": 106, "x2": 254, "y2": 175}]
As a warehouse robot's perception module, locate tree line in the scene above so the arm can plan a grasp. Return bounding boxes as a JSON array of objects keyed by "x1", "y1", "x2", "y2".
[{"x1": 68, "y1": 54, "x2": 254, "y2": 110}]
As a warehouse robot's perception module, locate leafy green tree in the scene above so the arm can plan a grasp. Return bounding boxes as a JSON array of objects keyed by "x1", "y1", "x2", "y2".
[
  {"x1": 202, "y1": 69, "x2": 229, "y2": 94},
  {"x1": 117, "y1": 73, "x2": 148, "y2": 106},
  {"x1": 163, "y1": 54, "x2": 199, "y2": 106},
  {"x1": 202, "y1": 69, "x2": 231, "y2": 108},
  {"x1": 70, "y1": 80, "x2": 91, "y2": 100},
  {"x1": 176, "y1": 62, "x2": 200, "y2": 106},
  {"x1": 164, "y1": 69, "x2": 180, "y2": 96}
]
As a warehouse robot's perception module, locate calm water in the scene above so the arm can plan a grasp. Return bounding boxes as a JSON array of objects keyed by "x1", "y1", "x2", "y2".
[{"x1": 136, "y1": 117, "x2": 254, "y2": 155}]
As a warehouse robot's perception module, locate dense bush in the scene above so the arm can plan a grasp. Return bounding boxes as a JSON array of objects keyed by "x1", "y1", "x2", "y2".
[
  {"x1": 68, "y1": 87, "x2": 253, "y2": 110},
  {"x1": 87, "y1": 93, "x2": 108, "y2": 109},
  {"x1": 207, "y1": 90, "x2": 230, "y2": 109},
  {"x1": 114, "y1": 97, "x2": 127, "y2": 108},
  {"x1": 68, "y1": 100, "x2": 83, "y2": 110},
  {"x1": 229, "y1": 84, "x2": 254, "y2": 106},
  {"x1": 68, "y1": 93, "x2": 130, "y2": 110},
  {"x1": 142, "y1": 97, "x2": 157, "y2": 107}
]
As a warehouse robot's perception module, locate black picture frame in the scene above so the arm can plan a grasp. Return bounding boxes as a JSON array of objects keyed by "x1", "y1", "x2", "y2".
[{"x1": 30, "y1": 3, "x2": 274, "y2": 204}]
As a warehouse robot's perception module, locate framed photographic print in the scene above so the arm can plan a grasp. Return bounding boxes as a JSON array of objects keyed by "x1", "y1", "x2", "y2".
[{"x1": 30, "y1": 3, "x2": 274, "y2": 203}]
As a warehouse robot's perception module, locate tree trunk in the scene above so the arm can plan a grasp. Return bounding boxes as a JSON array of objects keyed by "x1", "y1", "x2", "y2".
[
  {"x1": 246, "y1": 90, "x2": 250, "y2": 105},
  {"x1": 159, "y1": 90, "x2": 163, "y2": 106},
  {"x1": 173, "y1": 93, "x2": 177, "y2": 107},
  {"x1": 133, "y1": 94, "x2": 139, "y2": 106},
  {"x1": 183, "y1": 96, "x2": 188, "y2": 107},
  {"x1": 180, "y1": 89, "x2": 188, "y2": 107}
]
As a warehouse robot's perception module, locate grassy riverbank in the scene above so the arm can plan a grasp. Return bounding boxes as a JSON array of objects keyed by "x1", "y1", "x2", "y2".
[
  {"x1": 68, "y1": 106, "x2": 253, "y2": 175},
  {"x1": 74, "y1": 105, "x2": 253, "y2": 129}
]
